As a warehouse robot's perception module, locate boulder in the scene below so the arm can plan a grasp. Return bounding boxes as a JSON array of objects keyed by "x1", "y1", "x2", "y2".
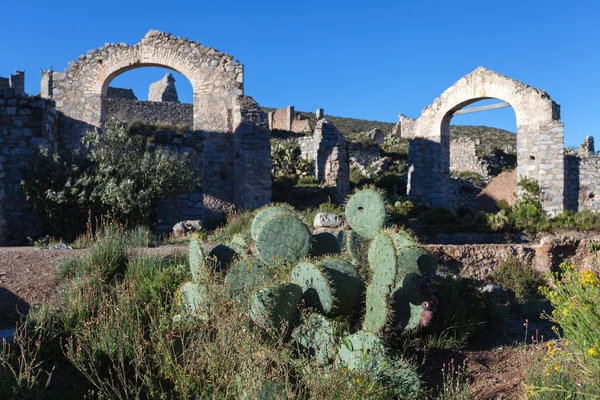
[
  {"x1": 173, "y1": 220, "x2": 203, "y2": 237},
  {"x1": 313, "y1": 213, "x2": 345, "y2": 229}
]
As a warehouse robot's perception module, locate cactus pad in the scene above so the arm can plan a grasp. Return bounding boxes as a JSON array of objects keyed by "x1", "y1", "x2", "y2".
[
  {"x1": 388, "y1": 229, "x2": 415, "y2": 249},
  {"x1": 250, "y1": 284, "x2": 303, "y2": 332},
  {"x1": 396, "y1": 246, "x2": 438, "y2": 281},
  {"x1": 337, "y1": 330, "x2": 386, "y2": 371},
  {"x1": 363, "y1": 285, "x2": 392, "y2": 334},
  {"x1": 291, "y1": 314, "x2": 336, "y2": 365},
  {"x1": 310, "y1": 232, "x2": 341, "y2": 257},
  {"x1": 368, "y1": 232, "x2": 398, "y2": 289},
  {"x1": 344, "y1": 188, "x2": 386, "y2": 239},
  {"x1": 345, "y1": 230, "x2": 364, "y2": 265},
  {"x1": 251, "y1": 206, "x2": 293, "y2": 241},
  {"x1": 255, "y1": 213, "x2": 311, "y2": 268},
  {"x1": 225, "y1": 259, "x2": 274, "y2": 302},
  {"x1": 208, "y1": 243, "x2": 239, "y2": 272},
  {"x1": 257, "y1": 381, "x2": 286, "y2": 400},
  {"x1": 291, "y1": 259, "x2": 363, "y2": 316},
  {"x1": 179, "y1": 281, "x2": 208, "y2": 320},
  {"x1": 375, "y1": 359, "x2": 421, "y2": 399},
  {"x1": 189, "y1": 239, "x2": 207, "y2": 283}
]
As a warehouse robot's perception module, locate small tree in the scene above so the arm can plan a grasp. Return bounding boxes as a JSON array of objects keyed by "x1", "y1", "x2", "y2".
[{"x1": 22, "y1": 120, "x2": 197, "y2": 239}]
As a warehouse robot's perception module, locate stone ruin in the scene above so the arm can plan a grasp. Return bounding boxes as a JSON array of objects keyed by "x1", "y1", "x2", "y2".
[
  {"x1": 0, "y1": 30, "x2": 272, "y2": 245},
  {"x1": 148, "y1": 72, "x2": 179, "y2": 102},
  {"x1": 313, "y1": 119, "x2": 350, "y2": 203},
  {"x1": 268, "y1": 106, "x2": 318, "y2": 135}
]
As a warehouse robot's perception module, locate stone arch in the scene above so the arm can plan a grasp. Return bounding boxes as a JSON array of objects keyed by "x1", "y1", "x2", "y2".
[
  {"x1": 407, "y1": 67, "x2": 564, "y2": 214},
  {"x1": 42, "y1": 31, "x2": 271, "y2": 226}
]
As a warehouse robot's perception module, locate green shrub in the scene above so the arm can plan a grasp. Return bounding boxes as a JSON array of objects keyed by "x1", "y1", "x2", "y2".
[
  {"x1": 271, "y1": 139, "x2": 313, "y2": 178},
  {"x1": 493, "y1": 257, "x2": 544, "y2": 301},
  {"x1": 21, "y1": 119, "x2": 196, "y2": 240},
  {"x1": 523, "y1": 261, "x2": 600, "y2": 397}
]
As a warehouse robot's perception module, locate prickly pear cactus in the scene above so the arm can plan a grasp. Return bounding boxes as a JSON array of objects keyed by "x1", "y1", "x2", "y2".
[
  {"x1": 344, "y1": 188, "x2": 386, "y2": 239},
  {"x1": 345, "y1": 230, "x2": 364, "y2": 265},
  {"x1": 231, "y1": 234, "x2": 248, "y2": 249},
  {"x1": 256, "y1": 380, "x2": 286, "y2": 400},
  {"x1": 225, "y1": 258, "x2": 274, "y2": 302},
  {"x1": 337, "y1": 330, "x2": 386, "y2": 371},
  {"x1": 251, "y1": 205, "x2": 293, "y2": 241},
  {"x1": 363, "y1": 284, "x2": 392, "y2": 334},
  {"x1": 189, "y1": 239, "x2": 207, "y2": 283},
  {"x1": 255, "y1": 213, "x2": 311, "y2": 268},
  {"x1": 291, "y1": 314, "x2": 336, "y2": 366},
  {"x1": 310, "y1": 232, "x2": 341, "y2": 257},
  {"x1": 291, "y1": 258, "x2": 363, "y2": 316},
  {"x1": 179, "y1": 281, "x2": 208, "y2": 321},
  {"x1": 372, "y1": 359, "x2": 421, "y2": 399},
  {"x1": 249, "y1": 283, "x2": 303, "y2": 332},
  {"x1": 208, "y1": 243, "x2": 239, "y2": 272}
]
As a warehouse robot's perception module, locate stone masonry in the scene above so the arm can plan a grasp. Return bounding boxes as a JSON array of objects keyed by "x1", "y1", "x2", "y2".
[
  {"x1": 106, "y1": 87, "x2": 137, "y2": 100},
  {"x1": 313, "y1": 119, "x2": 350, "y2": 203},
  {"x1": 268, "y1": 106, "x2": 294, "y2": 131},
  {"x1": 450, "y1": 137, "x2": 489, "y2": 177},
  {"x1": 0, "y1": 88, "x2": 56, "y2": 245},
  {"x1": 104, "y1": 98, "x2": 193, "y2": 126},
  {"x1": 392, "y1": 114, "x2": 416, "y2": 139},
  {"x1": 39, "y1": 30, "x2": 269, "y2": 228},
  {"x1": 408, "y1": 67, "x2": 565, "y2": 216},
  {"x1": 148, "y1": 72, "x2": 179, "y2": 102}
]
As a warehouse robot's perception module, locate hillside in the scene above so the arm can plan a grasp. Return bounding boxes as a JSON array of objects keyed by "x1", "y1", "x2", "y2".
[{"x1": 263, "y1": 107, "x2": 517, "y2": 154}]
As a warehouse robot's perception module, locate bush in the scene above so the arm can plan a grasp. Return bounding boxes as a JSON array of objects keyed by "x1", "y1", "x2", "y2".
[
  {"x1": 523, "y1": 261, "x2": 600, "y2": 397},
  {"x1": 21, "y1": 119, "x2": 196, "y2": 240},
  {"x1": 493, "y1": 257, "x2": 544, "y2": 301},
  {"x1": 271, "y1": 139, "x2": 313, "y2": 179}
]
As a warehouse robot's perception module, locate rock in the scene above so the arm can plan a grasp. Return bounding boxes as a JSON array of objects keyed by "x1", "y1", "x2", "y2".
[
  {"x1": 481, "y1": 284, "x2": 503, "y2": 294},
  {"x1": 364, "y1": 128, "x2": 384, "y2": 144},
  {"x1": 313, "y1": 213, "x2": 345, "y2": 229},
  {"x1": 52, "y1": 243, "x2": 72, "y2": 250},
  {"x1": 173, "y1": 220, "x2": 203, "y2": 237}
]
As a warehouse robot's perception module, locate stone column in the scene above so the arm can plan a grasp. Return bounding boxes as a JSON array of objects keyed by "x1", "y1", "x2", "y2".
[{"x1": 313, "y1": 119, "x2": 350, "y2": 203}]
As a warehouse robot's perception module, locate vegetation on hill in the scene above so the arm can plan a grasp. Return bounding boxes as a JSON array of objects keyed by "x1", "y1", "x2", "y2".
[{"x1": 262, "y1": 107, "x2": 516, "y2": 155}]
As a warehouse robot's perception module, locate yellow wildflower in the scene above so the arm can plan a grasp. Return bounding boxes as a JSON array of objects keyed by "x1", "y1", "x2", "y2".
[
  {"x1": 553, "y1": 364, "x2": 561, "y2": 372},
  {"x1": 588, "y1": 347, "x2": 598, "y2": 357}
]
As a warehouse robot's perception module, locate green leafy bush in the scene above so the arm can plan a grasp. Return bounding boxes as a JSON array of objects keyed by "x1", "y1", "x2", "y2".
[
  {"x1": 493, "y1": 257, "x2": 544, "y2": 301},
  {"x1": 21, "y1": 119, "x2": 196, "y2": 239}
]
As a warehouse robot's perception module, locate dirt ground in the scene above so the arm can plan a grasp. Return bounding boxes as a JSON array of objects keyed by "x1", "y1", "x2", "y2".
[{"x1": 0, "y1": 245, "x2": 545, "y2": 399}]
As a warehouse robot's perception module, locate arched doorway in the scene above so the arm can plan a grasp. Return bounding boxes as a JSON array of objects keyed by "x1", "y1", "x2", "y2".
[
  {"x1": 41, "y1": 30, "x2": 271, "y2": 226},
  {"x1": 407, "y1": 67, "x2": 565, "y2": 215}
]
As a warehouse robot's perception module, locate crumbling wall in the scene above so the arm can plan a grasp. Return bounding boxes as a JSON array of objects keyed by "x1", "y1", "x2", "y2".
[
  {"x1": 268, "y1": 106, "x2": 294, "y2": 131},
  {"x1": 0, "y1": 88, "x2": 56, "y2": 245},
  {"x1": 392, "y1": 114, "x2": 415, "y2": 139},
  {"x1": 106, "y1": 87, "x2": 137, "y2": 100},
  {"x1": 104, "y1": 98, "x2": 193, "y2": 126},
  {"x1": 565, "y1": 136, "x2": 600, "y2": 212},
  {"x1": 40, "y1": 30, "x2": 270, "y2": 227},
  {"x1": 408, "y1": 67, "x2": 564, "y2": 215},
  {"x1": 450, "y1": 137, "x2": 489, "y2": 176},
  {"x1": 148, "y1": 72, "x2": 179, "y2": 102},
  {"x1": 313, "y1": 119, "x2": 349, "y2": 203}
]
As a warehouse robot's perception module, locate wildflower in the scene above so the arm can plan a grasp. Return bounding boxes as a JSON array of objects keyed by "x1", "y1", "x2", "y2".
[
  {"x1": 564, "y1": 340, "x2": 570, "y2": 347},
  {"x1": 588, "y1": 347, "x2": 598, "y2": 357},
  {"x1": 546, "y1": 341, "x2": 557, "y2": 357},
  {"x1": 552, "y1": 364, "x2": 561, "y2": 372}
]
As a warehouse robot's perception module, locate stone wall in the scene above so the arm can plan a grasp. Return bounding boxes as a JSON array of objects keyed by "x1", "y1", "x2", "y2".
[
  {"x1": 106, "y1": 87, "x2": 137, "y2": 100},
  {"x1": 0, "y1": 89, "x2": 56, "y2": 245},
  {"x1": 104, "y1": 98, "x2": 193, "y2": 126},
  {"x1": 313, "y1": 119, "x2": 350, "y2": 203},
  {"x1": 0, "y1": 71, "x2": 26, "y2": 95},
  {"x1": 450, "y1": 137, "x2": 489, "y2": 176},
  {"x1": 392, "y1": 114, "x2": 416, "y2": 138},
  {"x1": 408, "y1": 67, "x2": 565, "y2": 215},
  {"x1": 148, "y1": 72, "x2": 179, "y2": 102},
  {"x1": 565, "y1": 136, "x2": 600, "y2": 212},
  {"x1": 268, "y1": 106, "x2": 294, "y2": 131},
  {"x1": 448, "y1": 177, "x2": 481, "y2": 211}
]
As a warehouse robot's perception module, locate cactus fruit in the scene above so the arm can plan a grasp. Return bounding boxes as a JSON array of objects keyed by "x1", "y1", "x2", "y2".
[
  {"x1": 337, "y1": 330, "x2": 386, "y2": 371},
  {"x1": 208, "y1": 243, "x2": 239, "y2": 272},
  {"x1": 290, "y1": 258, "x2": 363, "y2": 316},
  {"x1": 179, "y1": 281, "x2": 208, "y2": 321},
  {"x1": 189, "y1": 239, "x2": 207, "y2": 283},
  {"x1": 345, "y1": 230, "x2": 364, "y2": 265},
  {"x1": 310, "y1": 232, "x2": 341, "y2": 257},
  {"x1": 249, "y1": 284, "x2": 303, "y2": 332},
  {"x1": 344, "y1": 188, "x2": 386, "y2": 239},
  {"x1": 291, "y1": 314, "x2": 336, "y2": 365},
  {"x1": 255, "y1": 213, "x2": 311, "y2": 268},
  {"x1": 225, "y1": 258, "x2": 274, "y2": 302},
  {"x1": 251, "y1": 205, "x2": 293, "y2": 241}
]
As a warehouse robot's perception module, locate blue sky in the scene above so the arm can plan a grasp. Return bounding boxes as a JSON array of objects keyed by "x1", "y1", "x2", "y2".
[{"x1": 1, "y1": 0, "x2": 598, "y2": 146}]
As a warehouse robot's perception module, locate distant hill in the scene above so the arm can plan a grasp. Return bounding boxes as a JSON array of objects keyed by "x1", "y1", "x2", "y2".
[{"x1": 263, "y1": 107, "x2": 516, "y2": 155}]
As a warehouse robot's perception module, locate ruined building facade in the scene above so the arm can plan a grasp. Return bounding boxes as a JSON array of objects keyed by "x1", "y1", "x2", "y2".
[{"x1": 0, "y1": 30, "x2": 272, "y2": 245}]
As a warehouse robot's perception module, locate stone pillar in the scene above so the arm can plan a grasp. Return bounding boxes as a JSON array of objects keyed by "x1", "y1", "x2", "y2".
[
  {"x1": 316, "y1": 108, "x2": 324, "y2": 120},
  {"x1": 40, "y1": 70, "x2": 53, "y2": 99},
  {"x1": 580, "y1": 136, "x2": 595, "y2": 154},
  {"x1": 9, "y1": 71, "x2": 25, "y2": 95},
  {"x1": 313, "y1": 119, "x2": 350, "y2": 203}
]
